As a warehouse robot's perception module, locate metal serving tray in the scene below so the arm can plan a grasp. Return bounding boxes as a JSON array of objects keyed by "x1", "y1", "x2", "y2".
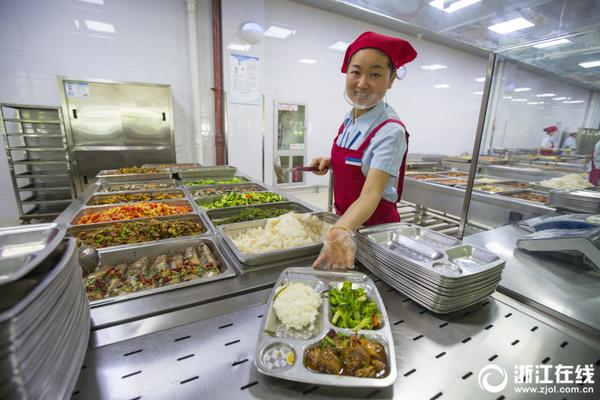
[
  {"x1": 0, "y1": 224, "x2": 65, "y2": 285},
  {"x1": 361, "y1": 224, "x2": 460, "y2": 251},
  {"x1": 95, "y1": 179, "x2": 180, "y2": 194},
  {"x1": 87, "y1": 237, "x2": 236, "y2": 307},
  {"x1": 186, "y1": 183, "x2": 269, "y2": 198},
  {"x1": 177, "y1": 165, "x2": 237, "y2": 178},
  {"x1": 206, "y1": 201, "x2": 313, "y2": 224},
  {"x1": 256, "y1": 267, "x2": 397, "y2": 388},
  {"x1": 195, "y1": 192, "x2": 286, "y2": 210},
  {"x1": 142, "y1": 163, "x2": 203, "y2": 171},
  {"x1": 219, "y1": 212, "x2": 338, "y2": 266},
  {"x1": 66, "y1": 214, "x2": 210, "y2": 250},
  {"x1": 182, "y1": 176, "x2": 250, "y2": 187},
  {"x1": 69, "y1": 199, "x2": 194, "y2": 226},
  {"x1": 85, "y1": 189, "x2": 186, "y2": 206},
  {"x1": 499, "y1": 190, "x2": 549, "y2": 205},
  {"x1": 96, "y1": 169, "x2": 172, "y2": 183}
]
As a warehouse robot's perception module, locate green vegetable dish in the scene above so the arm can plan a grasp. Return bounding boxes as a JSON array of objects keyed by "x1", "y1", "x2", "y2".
[
  {"x1": 328, "y1": 281, "x2": 383, "y2": 330},
  {"x1": 184, "y1": 177, "x2": 248, "y2": 186},
  {"x1": 211, "y1": 207, "x2": 292, "y2": 225},
  {"x1": 200, "y1": 192, "x2": 284, "y2": 209}
]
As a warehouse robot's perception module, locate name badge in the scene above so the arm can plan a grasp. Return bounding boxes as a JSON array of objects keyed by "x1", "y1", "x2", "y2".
[{"x1": 345, "y1": 157, "x2": 362, "y2": 166}]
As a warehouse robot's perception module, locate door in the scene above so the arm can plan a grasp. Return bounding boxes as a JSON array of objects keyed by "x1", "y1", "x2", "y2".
[{"x1": 274, "y1": 102, "x2": 307, "y2": 186}]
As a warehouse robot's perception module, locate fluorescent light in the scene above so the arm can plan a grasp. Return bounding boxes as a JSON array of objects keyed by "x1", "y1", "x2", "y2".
[
  {"x1": 564, "y1": 100, "x2": 585, "y2": 104},
  {"x1": 265, "y1": 25, "x2": 295, "y2": 39},
  {"x1": 579, "y1": 60, "x2": 600, "y2": 68},
  {"x1": 510, "y1": 98, "x2": 527, "y2": 102},
  {"x1": 228, "y1": 43, "x2": 250, "y2": 52},
  {"x1": 84, "y1": 19, "x2": 115, "y2": 33},
  {"x1": 514, "y1": 87, "x2": 531, "y2": 92},
  {"x1": 527, "y1": 102, "x2": 544, "y2": 105},
  {"x1": 78, "y1": 0, "x2": 104, "y2": 4},
  {"x1": 533, "y1": 38, "x2": 571, "y2": 48},
  {"x1": 299, "y1": 58, "x2": 318, "y2": 64},
  {"x1": 488, "y1": 17, "x2": 534, "y2": 34},
  {"x1": 502, "y1": 96, "x2": 512, "y2": 99},
  {"x1": 473, "y1": 91, "x2": 483, "y2": 95},
  {"x1": 475, "y1": 77, "x2": 485, "y2": 82},
  {"x1": 553, "y1": 97, "x2": 568, "y2": 101},
  {"x1": 421, "y1": 64, "x2": 447, "y2": 71},
  {"x1": 433, "y1": 84, "x2": 450, "y2": 89},
  {"x1": 429, "y1": 0, "x2": 481, "y2": 13},
  {"x1": 536, "y1": 93, "x2": 556, "y2": 97},
  {"x1": 328, "y1": 41, "x2": 349, "y2": 51}
]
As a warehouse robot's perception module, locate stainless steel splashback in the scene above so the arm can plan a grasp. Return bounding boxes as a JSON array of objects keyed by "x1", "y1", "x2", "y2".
[{"x1": 58, "y1": 77, "x2": 176, "y2": 194}]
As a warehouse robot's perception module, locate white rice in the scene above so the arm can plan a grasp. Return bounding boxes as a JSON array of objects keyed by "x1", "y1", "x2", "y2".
[
  {"x1": 272, "y1": 282, "x2": 321, "y2": 331},
  {"x1": 231, "y1": 212, "x2": 332, "y2": 254},
  {"x1": 539, "y1": 174, "x2": 592, "y2": 190}
]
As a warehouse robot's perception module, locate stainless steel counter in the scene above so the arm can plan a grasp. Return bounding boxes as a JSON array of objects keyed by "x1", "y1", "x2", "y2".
[
  {"x1": 72, "y1": 274, "x2": 600, "y2": 400},
  {"x1": 465, "y1": 224, "x2": 600, "y2": 337}
]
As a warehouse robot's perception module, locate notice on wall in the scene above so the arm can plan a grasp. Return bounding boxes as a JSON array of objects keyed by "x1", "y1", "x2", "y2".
[
  {"x1": 229, "y1": 54, "x2": 260, "y2": 105},
  {"x1": 65, "y1": 82, "x2": 89, "y2": 97}
]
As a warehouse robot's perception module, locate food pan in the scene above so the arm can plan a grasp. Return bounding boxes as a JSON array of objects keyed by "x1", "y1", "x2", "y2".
[
  {"x1": 142, "y1": 163, "x2": 203, "y2": 171},
  {"x1": 177, "y1": 165, "x2": 237, "y2": 178},
  {"x1": 195, "y1": 192, "x2": 286, "y2": 210},
  {"x1": 206, "y1": 201, "x2": 313, "y2": 225},
  {"x1": 186, "y1": 183, "x2": 269, "y2": 199},
  {"x1": 499, "y1": 190, "x2": 549, "y2": 204},
  {"x1": 95, "y1": 179, "x2": 180, "y2": 194},
  {"x1": 219, "y1": 212, "x2": 338, "y2": 266},
  {"x1": 256, "y1": 267, "x2": 397, "y2": 387},
  {"x1": 0, "y1": 224, "x2": 65, "y2": 285},
  {"x1": 85, "y1": 189, "x2": 186, "y2": 206},
  {"x1": 182, "y1": 176, "x2": 250, "y2": 187},
  {"x1": 96, "y1": 169, "x2": 172, "y2": 183},
  {"x1": 86, "y1": 237, "x2": 236, "y2": 307},
  {"x1": 69, "y1": 199, "x2": 194, "y2": 226},
  {"x1": 67, "y1": 214, "x2": 210, "y2": 250}
]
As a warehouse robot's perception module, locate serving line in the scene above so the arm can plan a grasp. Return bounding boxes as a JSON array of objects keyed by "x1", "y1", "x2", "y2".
[{"x1": 72, "y1": 275, "x2": 600, "y2": 400}]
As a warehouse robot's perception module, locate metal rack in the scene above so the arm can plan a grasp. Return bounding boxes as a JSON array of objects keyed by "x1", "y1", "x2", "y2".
[{"x1": 0, "y1": 103, "x2": 77, "y2": 222}]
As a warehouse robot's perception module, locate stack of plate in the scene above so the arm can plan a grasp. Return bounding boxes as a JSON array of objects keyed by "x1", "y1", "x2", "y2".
[
  {"x1": 0, "y1": 225, "x2": 89, "y2": 400},
  {"x1": 355, "y1": 223, "x2": 505, "y2": 314},
  {"x1": 549, "y1": 189, "x2": 600, "y2": 213}
]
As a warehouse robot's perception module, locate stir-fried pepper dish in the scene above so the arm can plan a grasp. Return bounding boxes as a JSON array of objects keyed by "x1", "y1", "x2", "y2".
[
  {"x1": 84, "y1": 243, "x2": 220, "y2": 300},
  {"x1": 75, "y1": 202, "x2": 192, "y2": 225},
  {"x1": 201, "y1": 192, "x2": 284, "y2": 209},
  {"x1": 189, "y1": 185, "x2": 265, "y2": 198},
  {"x1": 88, "y1": 191, "x2": 184, "y2": 206},
  {"x1": 329, "y1": 281, "x2": 383, "y2": 330}
]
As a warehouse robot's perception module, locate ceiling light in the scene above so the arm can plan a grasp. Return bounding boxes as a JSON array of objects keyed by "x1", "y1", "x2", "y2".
[
  {"x1": 328, "y1": 41, "x2": 349, "y2": 51},
  {"x1": 563, "y1": 100, "x2": 585, "y2": 104},
  {"x1": 553, "y1": 97, "x2": 568, "y2": 101},
  {"x1": 533, "y1": 38, "x2": 571, "y2": 48},
  {"x1": 78, "y1": 0, "x2": 104, "y2": 4},
  {"x1": 503, "y1": 96, "x2": 512, "y2": 99},
  {"x1": 510, "y1": 98, "x2": 527, "y2": 102},
  {"x1": 536, "y1": 93, "x2": 556, "y2": 97},
  {"x1": 421, "y1": 64, "x2": 447, "y2": 71},
  {"x1": 433, "y1": 84, "x2": 450, "y2": 89},
  {"x1": 264, "y1": 25, "x2": 295, "y2": 39},
  {"x1": 84, "y1": 19, "x2": 115, "y2": 33},
  {"x1": 473, "y1": 91, "x2": 483, "y2": 95},
  {"x1": 514, "y1": 87, "x2": 531, "y2": 92},
  {"x1": 299, "y1": 58, "x2": 318, "y2": 64},
  {"x1": 579, "y1": 60, "x2": 600, "y2": 68},
  {"x1": 475, "y1": 77, "x2": 485, "y2": 82},
  {"x1": 228, "y1": 43, "x2": 250, "y2": 52},
  {"x1": 429, "y1": 0, "x2": 481, "y2": 13},
  {"x1": 488, "y1": 17, "x2": 534, "y2": 34}
]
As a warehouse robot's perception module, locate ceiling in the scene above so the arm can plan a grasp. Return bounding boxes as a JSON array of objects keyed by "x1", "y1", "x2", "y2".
[{"x1": 293, "y1": 0, "x2": 600, "y2": 91}]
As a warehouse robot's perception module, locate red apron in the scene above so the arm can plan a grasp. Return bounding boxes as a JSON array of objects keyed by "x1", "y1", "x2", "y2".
[
  {"x1": 589, "y1": 156, "x2": 600, "y2": 186},
  {"x1": 331, "y1": 118, "x2": 409, "y2": 226},
  {"x1": 540, "y1": 137, "x2": 554, "y2": 156}
]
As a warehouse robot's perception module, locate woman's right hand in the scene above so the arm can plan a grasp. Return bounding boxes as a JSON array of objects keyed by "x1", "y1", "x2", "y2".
[{"x1": 309, "y1": 157, "x2": 331, "y2": 175}]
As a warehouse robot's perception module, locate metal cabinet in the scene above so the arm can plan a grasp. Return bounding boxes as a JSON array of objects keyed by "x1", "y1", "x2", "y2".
[{"x1": 58, "y1": 78, "x2": 176, "y2": 194}]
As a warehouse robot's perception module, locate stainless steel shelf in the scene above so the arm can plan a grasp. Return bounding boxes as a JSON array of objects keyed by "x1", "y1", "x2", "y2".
[
  {"x1": 11, "y1": 159, "x2": 70, "y2": 165},
  {"x1": 21, "y1": 203, "x2": 69, "y2": 218},
  {"x1": 16, "y1": 171, "x2": 71, "y2": 178},
  {"x1": 3, "y1": 118, "x2": 61, "y2": 124},
  {"x1": 17, "y1": 183, "x2": 73, "y2": 192},
  {"x1": 6, "y1": 133, "x2": 63, "y2": 138},
  {"x1": 9, "y1": 146, "x2": 67, "y2": 151}
]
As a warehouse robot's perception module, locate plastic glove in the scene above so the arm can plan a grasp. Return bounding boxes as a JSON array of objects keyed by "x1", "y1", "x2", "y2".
[{"x1": 313, "y1": 228, "x2": 356, "y2": 271}]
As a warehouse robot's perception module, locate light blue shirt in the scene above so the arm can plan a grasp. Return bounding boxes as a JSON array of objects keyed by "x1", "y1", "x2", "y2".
[
  {"x1": 336, "y1": 101, "x2": 408, "y2": 202},
  {"x1": 595, "y1": 141, "x2": 600, "y2": 166}
]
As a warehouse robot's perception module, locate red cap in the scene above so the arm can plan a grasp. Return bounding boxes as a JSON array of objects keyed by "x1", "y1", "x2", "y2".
[
  {"x1": 543, "y1": 126, "x2": 558, "y2": 133},
  {"x1": 341, "y1": 31, "x2": 417, "y2": 73}
]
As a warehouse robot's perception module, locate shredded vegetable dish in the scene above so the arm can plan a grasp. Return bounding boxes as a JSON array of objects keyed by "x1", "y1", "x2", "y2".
[
  {"x1": 113, "y1": 166, "x2": 163, "y2": 174},
  {"x1": 99, "y1": 182, "x2": 176, "y2": 192},
  {"x1": 74, "y1": 202, "x2": 192, "y2": 225}
]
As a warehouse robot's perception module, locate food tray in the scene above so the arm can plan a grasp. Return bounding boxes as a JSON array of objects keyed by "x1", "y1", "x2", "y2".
[
  {"x1": 195, "y1": 192, "x2": 286, "y2": 209},
  {"x1": 69, "y1": 199, "x2": 194, "y2": 226},
  {"x1": 437, "y1": 171, "x2": 469, "y2": 178},
  {"x1": 177, "y1": 165, "x2": 237, "y2": 178},
  {"x1": 142, "y1": 163, "x2": 203, "y2": 171},
  {"x1": 256, "y1": 267, "x2": 397, "y2": 387},
  {"x1": 96, "y1": 169, "x2": 172, "y2": 183},
  {"x1": 87, "y1": 237, "x2": 236, "y2": 307},
  {"x1": 462, "y1": 183, "x2": 522, "y2": 194},
  {"x1": 95, "y1": 179, "x2": 180, "y2": 194},
  {"x1": 187, "y1": 183, "x2": 269, "y2": 199},
  {"x1": 499, "y1": 190, "x2": 549, "y2": 204},
  {"x1": 423, "y1": 178, "x2": 467, "y2": 186},
  {"x1": 86, "y1": 189, "x2": 186, "y2": 206},
  {"x1": 66, "y1": 214, "x2": 210, "y2": 250},
  {"x1": 406, "y1": 173, "x2": 447, "y2": 180},
  {"x1": 494, "y1": 180, "x2": 532, "y2": 189},
  {"x1": 0, "y1": 224, "x2": 65, "y2": 285},
  {"x1": 182, "y1": 176, "x2": 250, "y2": 187},
  {"x1": 219, "y1": 212, "x2": 338, "y2": 266},
  {"x1": 206, "y1": 201, "x2": 313, "y2": 225},
  {"x1": 477, "y1": 157, "x2": 509, "y2": 165}
]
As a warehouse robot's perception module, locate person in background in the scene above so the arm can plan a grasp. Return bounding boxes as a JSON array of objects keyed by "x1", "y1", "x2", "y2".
[
  {"x1": 309, "y1": 31, "x2": 417, "y2": 270},
  {"x1": 589, "y1": 140, "x2": 600, "y2": 186},
  {"x1": 539, "y1": 125, "x2": 558, "y2": 155},
  {"x1": 562, "y1": 131, "x2": 577, "y2": 150}
]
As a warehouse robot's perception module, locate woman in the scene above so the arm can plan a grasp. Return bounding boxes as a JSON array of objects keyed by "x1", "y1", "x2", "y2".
[
  {"x1": 310, "y1": 31, "x2": 417, "y2": 270},
  {"x1": 589, "y1": 140, "x2": 600, "y2": 186},
  {"x1": 539, "y1": 126, "x2": 557, "y2": 155}
]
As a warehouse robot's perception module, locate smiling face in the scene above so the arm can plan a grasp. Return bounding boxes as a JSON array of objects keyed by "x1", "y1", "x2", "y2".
[{"x1": 345, "y1": 48, "x2": 396, "y2": 117}]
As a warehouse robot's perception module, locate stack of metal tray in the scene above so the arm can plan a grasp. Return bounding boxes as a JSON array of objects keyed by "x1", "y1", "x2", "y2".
[
  {"x1": 355, "y1": 223, "x2": 505, "y2": 314},
  {"x1": 0, "y1": 234, "x2": 89, "y2": 400},
  {"x1": 256, "y1": 267, "x2": 397, "y2": 387},
  {"x1": 549, "y1": 189, "x2": 600, "y2": 213},
  {"x1": 218, "y1": 212, "x2": 338, "y2": 267}
]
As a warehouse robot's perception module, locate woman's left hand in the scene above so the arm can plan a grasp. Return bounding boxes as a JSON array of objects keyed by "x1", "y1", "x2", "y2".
[{"x1": 313, "y1": 228, "x2": 356, "y2": 271}]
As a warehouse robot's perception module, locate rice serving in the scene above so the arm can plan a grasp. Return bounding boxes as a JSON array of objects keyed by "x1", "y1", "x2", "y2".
[
  {"x1": 231, "y1": 212, "x2": 332, "y2": 254},
  {"x1": 273, "y1": 282, "x2": 321, "y2": 331}
]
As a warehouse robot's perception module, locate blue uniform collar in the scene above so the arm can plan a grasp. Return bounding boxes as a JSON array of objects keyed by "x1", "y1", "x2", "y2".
[{"x1": 344, "y1": 101, "x2": 387, "y2": 133}]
